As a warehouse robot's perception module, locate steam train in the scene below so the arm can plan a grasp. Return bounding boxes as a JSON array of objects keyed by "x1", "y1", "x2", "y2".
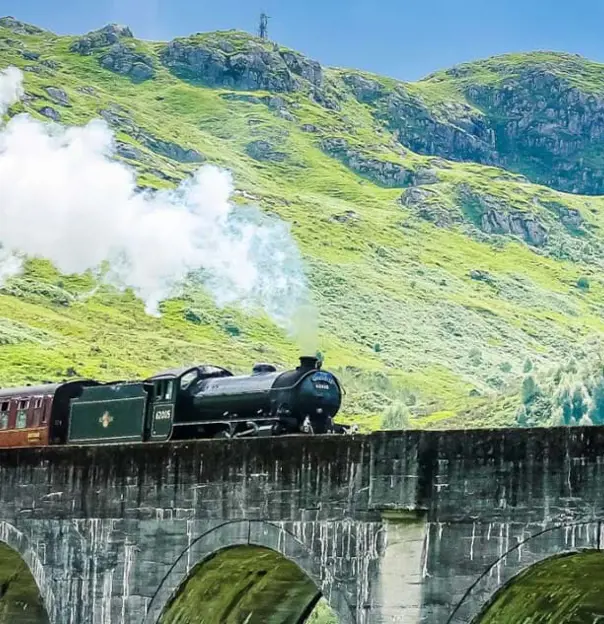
[{"x1": 0, "y1": 355, "x2": 350, "y2": 448}]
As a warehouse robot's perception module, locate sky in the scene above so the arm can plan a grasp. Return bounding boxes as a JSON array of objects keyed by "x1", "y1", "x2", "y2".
[{"x1": 2, "y1": 0, "x2": 604, "y2": 81}]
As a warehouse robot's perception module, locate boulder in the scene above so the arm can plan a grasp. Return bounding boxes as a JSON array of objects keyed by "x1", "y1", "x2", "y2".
[
  {"x1": 21, "y1": 50, "x2": 40, "y2": 61},
  {"x1": 38, "y1": 106, "x2": 61, "y2": 122},
  {"x1": 45, "y1": 86, "x2": 70, "y2": 107},
  {"x1": 115, "y1": 141, "x2": 143, "y2": 161}
]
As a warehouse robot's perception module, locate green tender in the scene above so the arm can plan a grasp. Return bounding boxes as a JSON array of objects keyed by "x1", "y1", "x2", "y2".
[{"x1": 68, "y1": 383, "x2": 148, "y2": 445}]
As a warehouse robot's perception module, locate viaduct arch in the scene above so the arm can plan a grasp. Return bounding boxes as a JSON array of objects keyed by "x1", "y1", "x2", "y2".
[
  {"x1": 147, "y1": 520, "x2": 352, "y2": 624},
  {"x1": 0, "y1": 521, "x2": 52, "y2": 624}
]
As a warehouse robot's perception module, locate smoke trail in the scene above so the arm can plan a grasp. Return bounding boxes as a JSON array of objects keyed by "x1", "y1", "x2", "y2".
[{"x1": 0, "y1": 66, "x2": 313, "y2": 336}]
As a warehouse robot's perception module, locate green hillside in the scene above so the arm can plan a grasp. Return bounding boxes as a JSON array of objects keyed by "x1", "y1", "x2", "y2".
[{"x1": 1, "y1": 16, "x2": 604, "y2": 429}]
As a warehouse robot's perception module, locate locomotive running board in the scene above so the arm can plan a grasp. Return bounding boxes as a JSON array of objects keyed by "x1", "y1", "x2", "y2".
[{"x1": 172, "y1": 416, "x2": 280, "y2": 427}]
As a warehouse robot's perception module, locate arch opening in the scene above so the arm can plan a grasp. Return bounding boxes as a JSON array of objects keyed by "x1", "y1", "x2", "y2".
[
  {"x1": 0, "y1": 541, "x2": 49, "y2": 624},
  {"x1": 474, "y1": 549, "x2": 604, "y2": 623},
  {"x1": 158, "y1": 544, "x2": 339, "y2": 624}
]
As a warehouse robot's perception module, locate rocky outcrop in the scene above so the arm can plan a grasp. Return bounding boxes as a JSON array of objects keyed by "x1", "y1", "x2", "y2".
[
  {"x1": 344, "y1": 57, "x2": 604, "y2": 195},
  {"x1": 140, "y1": 133, "x2": 203, "y2": 163},
  {"x1": 458, "y1": 186, "x2": 549, "y2": 246},
  {"x1": 400, "y1": 187, "x2": 459, "y2": 227},
  {"x1": 38, "y1": 106, "x2": 60, "y2": 122},
  {"x1": 70, "y1": 24, "x2": 133, "y2": 54},
  {"x1": 341, "y1": 73, "x2": 384, "y2": 103},
  {"x1": 115, "y1": 141, "x2": 143, "y2": 161},
  {"x1": 99, "y1": 108, "x2": 203, "y2": 163},
  {"x1": 245, "y1": 140, "x2": 286, "y2": 162},
  {"x1": 21, "y1": 50, "x2": 40, "y2": 61},
  {"x1": 378, "y1": 87, "x2": 498, "y2": 167},
  {"x1": 321, "y1": 137, "x2": 438, "y2": 188},
  {"x1": 481, "y1": 209, "x2": 548, "y2": 246},
  {"x1": 219, "y1": 92, "x2": 295, "y2": 120},
  {"x1": 99, "y1": 43, "x2": 155, "y2": 82},
  {"x1": 45, "y1": 86, "x2": 70, "y2": 106},
  {"x1": 0, "y1": 16, "x2": 45, "y2": 35},
  {"x1": 70, "y1": 24, "x2": 154, "y2": 82},
  {"x1": 160, "y1": 36, "x2": 326, "y2": 100}
]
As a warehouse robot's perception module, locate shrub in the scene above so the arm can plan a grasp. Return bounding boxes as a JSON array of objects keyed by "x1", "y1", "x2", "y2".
[{"x1": 381, "y1": 400, "x2": 410, "y2": 430}]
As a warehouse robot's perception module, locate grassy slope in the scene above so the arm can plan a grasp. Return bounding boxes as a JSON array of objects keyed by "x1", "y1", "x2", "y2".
[{"x1": 1, "y1": 24, "x2": 604, "y2": 430}]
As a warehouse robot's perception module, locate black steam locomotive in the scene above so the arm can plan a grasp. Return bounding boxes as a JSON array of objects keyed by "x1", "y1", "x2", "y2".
[
  {"x1": 0, "y1": 355, "x2": 350, "y2": 449},
  {"x1": 150, "y1": 354, "x2": 348, "y2": 440}
]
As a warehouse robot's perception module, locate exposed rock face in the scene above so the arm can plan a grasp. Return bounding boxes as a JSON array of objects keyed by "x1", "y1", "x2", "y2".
[
  {"x1": 38, "y1": 106, "x2": 60, "y2": 122},
  {"x1": 115, "y1": 141, "x2": 143, "y2": 161},
  {"x1": 321, "y1": 137, "x2": 438, "y2": 188},
  {"x1": 99, "y1": 43, "x2": 155, "y2": 82},
  {"x1": 70, "y1": 24, "x2": 133, "y2": 54},
  {"x1": 99, "y1": 108, "x2": 204, "y2": 163},
  {"x1": 245, "y1": 140, "x2": 286, "y2": 162},
  {"x1": 160, "y1": 37, "x2": 324, "y2": 96},
  {"x1": 400, "y1": 187, "x2": 458, "y2": 227},
  {"x1": 480, "y1": 208, "x2": 548, "y2": 247},
  {"x1": 343, "y1": 58, "x2": 604, "y2": 195},
  {"x1": 341, "y1": 73, "x2": 384, "y2": 103},
  {"x1": 458, "y1": 186, "x2": 549, "y2": 247},
  {"x1": 376, "y1": 88, "x2": 498, "y2": 167},
  {"x1": 219, "y1": 92, "x2": 295, "y2": 120},
  {"x1": 70, "y1": 24, "x2": 154, "y2": 82},
  {"x1": 21, "y1": 50, "x2": 40, "y2": 61},
  {"x1": 45, "y1": 86, "x2": 70, "y2": 106},
  {"x1": 0, "y1": 16, "x2": 44, "y2": 35}
]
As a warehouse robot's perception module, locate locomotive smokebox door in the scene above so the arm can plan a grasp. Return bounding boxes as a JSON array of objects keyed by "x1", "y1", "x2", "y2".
[{"x1": 149, "y1": 378, "x2": 175, "y2": 441}]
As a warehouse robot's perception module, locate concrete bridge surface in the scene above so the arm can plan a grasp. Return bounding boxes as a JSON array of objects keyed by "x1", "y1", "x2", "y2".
[{"x1": 0, "y1": 428, "x2": 603, "y2": 623}]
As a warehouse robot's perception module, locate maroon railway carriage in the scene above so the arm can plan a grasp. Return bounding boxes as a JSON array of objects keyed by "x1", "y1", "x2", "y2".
[{"x1": 0, "y1": 380, "x2": 97, "y2": 448}]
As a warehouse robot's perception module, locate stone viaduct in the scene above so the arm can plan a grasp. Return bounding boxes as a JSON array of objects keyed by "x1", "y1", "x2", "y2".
[{"x1": 1, "y1": 427, "x2": 604, "y2": 623}]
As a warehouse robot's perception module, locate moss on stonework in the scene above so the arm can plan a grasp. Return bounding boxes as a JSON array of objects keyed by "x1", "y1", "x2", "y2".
[
  {"x1": 476, "y1": 550, "x2": 604, "y2": 623},
  {"x1": 158, "y1": 545, "x2": 338, "y2": 624},
  {"x1": 0, "y1": 543, "x2": 49, "y2": 624}
]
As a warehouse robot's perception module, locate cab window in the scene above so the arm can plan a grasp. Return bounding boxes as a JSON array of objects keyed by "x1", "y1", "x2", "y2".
[
  {"x1": 180, "y1": 371, "x2": 198, "y2": 391},
  {"x1": 155, "y1": 380, "x2": 174, "y2": 401}
]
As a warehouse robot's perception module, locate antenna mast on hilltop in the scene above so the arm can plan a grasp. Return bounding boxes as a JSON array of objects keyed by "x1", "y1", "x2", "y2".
[{"x1": 258, "y1": 12, "x2": 270, "y2": 40}]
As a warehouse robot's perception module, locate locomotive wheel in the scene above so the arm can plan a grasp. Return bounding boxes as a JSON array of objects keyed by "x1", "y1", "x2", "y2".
[{"x1": 213, "y1": 429, "x2": 231, "y2": 439}]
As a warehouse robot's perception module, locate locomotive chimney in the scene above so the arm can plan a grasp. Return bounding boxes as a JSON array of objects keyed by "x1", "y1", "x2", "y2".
[{"x1": 299, "y1": 355, "x2": 319, "y2": 370}]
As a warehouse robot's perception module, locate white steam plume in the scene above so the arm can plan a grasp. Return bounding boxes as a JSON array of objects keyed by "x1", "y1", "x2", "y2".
[{"x1": 0, "y1": 66, "x2": 316, "y2": 339}]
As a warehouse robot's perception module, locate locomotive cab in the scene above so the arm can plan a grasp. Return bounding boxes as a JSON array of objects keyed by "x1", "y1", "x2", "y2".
[{"x1": 145, "y1": 365, "x2": 234, "y2": 440}]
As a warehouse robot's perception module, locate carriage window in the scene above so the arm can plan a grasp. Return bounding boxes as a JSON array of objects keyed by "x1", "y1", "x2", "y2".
[
  {"x1": 41, "y1": 397, "x2": 49, "y2": 424},
  {"x1": 0, "y1": 402, "x2": 8, "y2": 430},
  {"x1": 16, "y1": 400, "x2": 28, "y2": 429},
  {"x1": 34, "y1": 398, "x2": 42, "y2": 409}
]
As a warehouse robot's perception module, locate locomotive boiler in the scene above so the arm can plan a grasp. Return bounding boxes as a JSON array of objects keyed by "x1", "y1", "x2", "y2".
[
  {"x1": 164, "y1": 355, "x2": 344, "y2": 439},
  {"x1": 0, "y1": 355, "x2": 349, "y2": 449}
]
